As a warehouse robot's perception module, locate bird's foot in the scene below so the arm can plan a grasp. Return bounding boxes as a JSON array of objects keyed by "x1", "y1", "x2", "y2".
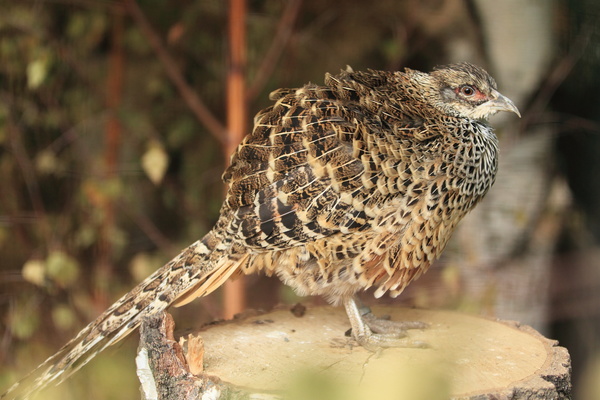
[
  {"x1": 343, "y1": 298, "x2": 429, "y2": 351},
  {"x1": 362, "y1": 309, "x2": 429, "y2": 335},
  {"x1": 350, "y1": 310, "x2": 428, "y2": 350}
]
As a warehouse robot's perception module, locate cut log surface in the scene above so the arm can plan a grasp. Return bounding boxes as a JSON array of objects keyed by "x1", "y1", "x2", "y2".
[{"x1": 137, "y1": 306, "x2": 571, "y2": 400}]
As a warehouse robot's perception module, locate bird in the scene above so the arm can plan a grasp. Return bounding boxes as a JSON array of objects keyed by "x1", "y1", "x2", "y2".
[{"x1": 2, "y1": 62, "x2": 520, "y2": 399}]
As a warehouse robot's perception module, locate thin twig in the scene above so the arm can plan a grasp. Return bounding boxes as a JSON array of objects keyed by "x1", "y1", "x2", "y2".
[
  {"x1": 521, "y1": 25, "x2": 593, "y2": 130},
  {"x1": 6, "y1": 120, "x2": 52, "y2": 245},
  {"x1": 124, "y1": 0, "x2": 227, "y2": 145},
  {"x1": 116, "y1": 199, "x2": 177, "y2": 255},
  {"x1": 246, "y1": 0, "x2": 302, "y2": 101}
]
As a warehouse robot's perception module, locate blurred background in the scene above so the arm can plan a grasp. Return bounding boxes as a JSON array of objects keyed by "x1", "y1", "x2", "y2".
[{"x1": 0, "y1": 0, "x2": 598, "y2": 398}]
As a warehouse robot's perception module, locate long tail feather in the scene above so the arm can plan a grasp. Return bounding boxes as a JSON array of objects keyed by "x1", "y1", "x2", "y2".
[{"x1": 2, "y1": 232, "x2": 242, "y2": 400}]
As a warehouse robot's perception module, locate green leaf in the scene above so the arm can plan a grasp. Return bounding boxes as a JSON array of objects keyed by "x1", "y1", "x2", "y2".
[
  {"x1": 21, "y1": 259, "x2": 46, "y2": 287},
  {"x1": 35, "y1": 149, "x2": 60, "y2": 174},
  {"x1": 9, "y1": 303, "x2": 40, "y2": 340},
  {"x1": 52, "y1": 304, "x2": 77, "y2": 331},
  {"x1": 141, "y1": 140, "x2": 169, "y2": 185},
  {"x1": 46, "y1": 251, "x2": 80, "y2": 288},
  {"x1": 26, "y1": 58, "x2": 48, "y2": 89}
]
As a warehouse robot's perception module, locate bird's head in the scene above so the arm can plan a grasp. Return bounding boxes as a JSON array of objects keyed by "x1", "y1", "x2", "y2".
[{"x1": 429, "y1": 62, "x2": 520, "y2": 120}]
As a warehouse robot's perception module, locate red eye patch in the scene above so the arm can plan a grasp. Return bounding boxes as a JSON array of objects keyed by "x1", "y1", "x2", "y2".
[{"x1": 455, "y1": 85, "x2": 488, "y2": 101}]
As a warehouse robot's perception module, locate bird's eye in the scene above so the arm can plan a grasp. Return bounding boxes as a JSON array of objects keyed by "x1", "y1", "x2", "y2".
[{"x1": 459, "y1": 85, "x2": 476, "y2": 97}]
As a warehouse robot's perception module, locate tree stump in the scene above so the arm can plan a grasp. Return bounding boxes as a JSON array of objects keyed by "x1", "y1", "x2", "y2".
[{"x1": 136, "y1": 306, "x2": 571, "y2": 400}]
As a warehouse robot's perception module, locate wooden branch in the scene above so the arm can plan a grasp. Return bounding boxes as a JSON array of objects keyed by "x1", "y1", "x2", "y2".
[
  {"x1": 138, "y1": 306, "x2": 572, "y2": 399},
  {"x1": 125, "y1": 0, "x2": 227, "y2": 145},
  {"x1": 95, "y1": 7, "x2": 125, "y2": 308},
  {"x1": 246, "y1": 0, "x2": 302, "y2": 101},
  {"x1": 222, "y1": 0, "x2": 249, "y2": 319}
]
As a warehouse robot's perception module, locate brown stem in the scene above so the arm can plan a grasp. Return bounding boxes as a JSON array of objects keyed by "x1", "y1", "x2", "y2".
[
  {"x1": 246, "y1": 0, "x2": 302, "y2": 101},
  {"x1": 223, "y1": 0, "x2": 248, "y2": 319},
  {"x1": 124, "y1": 0, "x2": 227, "y2": 144},
  {"x1": 94, "y1": 8, "x2": 125, "y2": 309},
  {"x1": 115, "y1": 199, "x2": 177, "y2": 255}
]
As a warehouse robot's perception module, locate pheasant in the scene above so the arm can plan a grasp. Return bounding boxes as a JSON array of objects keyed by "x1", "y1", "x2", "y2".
[{"x1": 2, "y1": 62, "x2": 520, "y2": 399}]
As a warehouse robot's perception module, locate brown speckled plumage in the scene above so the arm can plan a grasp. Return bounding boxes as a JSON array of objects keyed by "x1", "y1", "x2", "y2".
[{"x1": 2, "y1": 63, "x2": 519, "y2": 399}]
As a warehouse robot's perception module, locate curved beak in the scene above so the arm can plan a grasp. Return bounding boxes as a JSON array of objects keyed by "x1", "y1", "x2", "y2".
[{"x1": 489, "y1": 89, "x2": 521, "y2": 118}]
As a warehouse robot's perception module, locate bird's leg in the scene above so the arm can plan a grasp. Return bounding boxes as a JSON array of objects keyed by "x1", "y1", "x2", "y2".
[{"x1": 343, "y1": 297, "x2": 428, "y2": 351}]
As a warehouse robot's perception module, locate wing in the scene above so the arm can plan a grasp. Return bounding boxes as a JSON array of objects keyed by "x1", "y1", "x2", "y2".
[{"x1": 221, "y1": 82, "x2": 374, "y2": 251}]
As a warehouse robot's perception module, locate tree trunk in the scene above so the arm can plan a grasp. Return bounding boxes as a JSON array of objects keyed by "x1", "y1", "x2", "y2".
[{"x1": 137, "y1": 306, "x2": 571, "y2": 400}]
